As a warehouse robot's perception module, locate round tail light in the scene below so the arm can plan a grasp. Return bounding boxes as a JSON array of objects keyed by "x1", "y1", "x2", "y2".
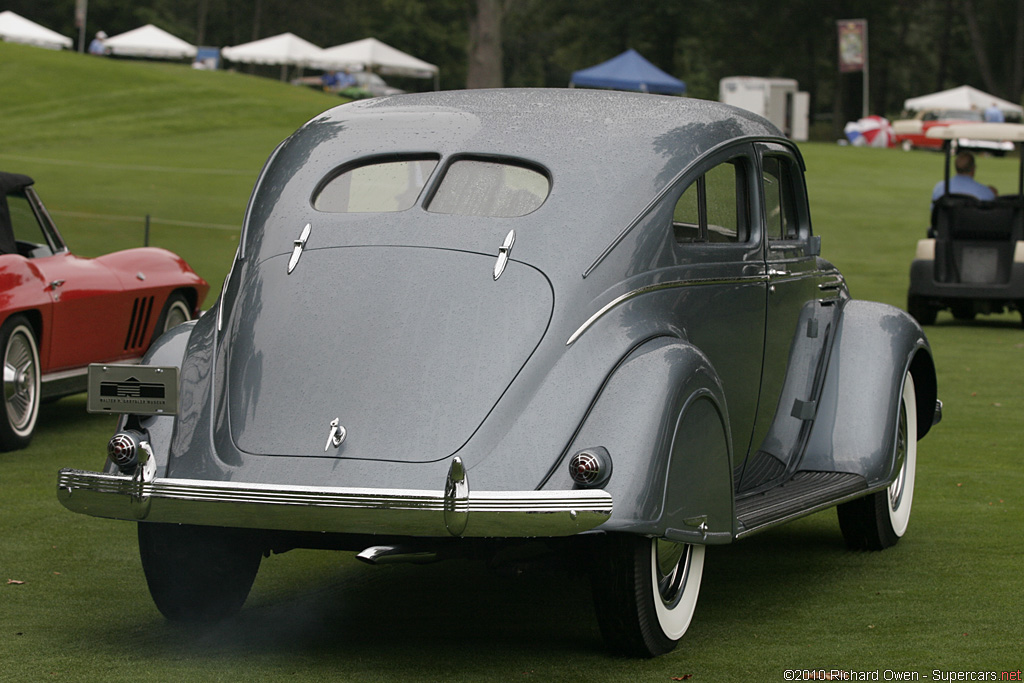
[
  {"x1": 568, "y1": 447, "x2": 612, "y2": 487},
  {"x1": 108, "y1": 430, "x2": 143, "y2": 470}
]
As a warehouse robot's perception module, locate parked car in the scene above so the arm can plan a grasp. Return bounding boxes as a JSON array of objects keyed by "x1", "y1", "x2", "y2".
[
  {"x1": 908, "y1": 122, "x2": 1024, "y2": 326},
  {"x1": 57, "y1": 90, "x2": 940, "y2": 657},
  {"x1": 0, "y1": 171, "x2": 209, "y2": 450},
  {"x1": 893, "y1": 109, "x2": 1014, "y2": 154}
]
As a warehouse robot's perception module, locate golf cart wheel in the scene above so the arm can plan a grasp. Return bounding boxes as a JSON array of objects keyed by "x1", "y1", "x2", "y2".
[
  {"x1": 906, "y1": 295, "x2": 936, "y2": 326},
  {"x1": 950, "y1": 302, "x2": 975, "y2": 321}
]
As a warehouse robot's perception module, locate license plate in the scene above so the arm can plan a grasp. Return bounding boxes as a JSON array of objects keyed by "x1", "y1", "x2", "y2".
[{"x1": 87, "y1": 364, "x2": 178, "y2": 415}]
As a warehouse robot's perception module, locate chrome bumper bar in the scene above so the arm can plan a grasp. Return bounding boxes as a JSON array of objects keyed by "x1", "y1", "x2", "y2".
[{"x1": 56, "y1": 467, "x2": 613, "y2": 538}]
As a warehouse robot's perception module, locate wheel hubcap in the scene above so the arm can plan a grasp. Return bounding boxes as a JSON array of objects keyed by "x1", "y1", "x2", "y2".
[
  {"x1": 4, "y1": 331, "x2": 37, "y2": 431},
  {"x1": 889, "y1": 401, "x2": 908, "y2": 511},
  {"x1": 164, "y1": 302, "x2": 190, "y2": 332},
  {"x1": 655, "y1": 539, "x2": 691, "y2": 608}
]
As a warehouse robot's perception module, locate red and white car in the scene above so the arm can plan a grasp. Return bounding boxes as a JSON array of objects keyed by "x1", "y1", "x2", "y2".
[
  {"x1": 893, "y1": 109, "x2": 1014, "y2": 154},
  {"x1": 1, "y1": 171, "x2": 208, "y2": 450}
]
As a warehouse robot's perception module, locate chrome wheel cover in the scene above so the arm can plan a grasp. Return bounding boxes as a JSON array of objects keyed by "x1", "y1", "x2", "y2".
[
  {"x1": 163, "y1": 300, "x2": 191, "y2": 332},
  {"x1": 4, "y1": 326, "x2": 38, "y2": 435}
]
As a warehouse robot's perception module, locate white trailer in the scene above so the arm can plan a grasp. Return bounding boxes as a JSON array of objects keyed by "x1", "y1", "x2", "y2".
[{"x1": 719, "y1": 77, "x2": 810, "y2": 141}]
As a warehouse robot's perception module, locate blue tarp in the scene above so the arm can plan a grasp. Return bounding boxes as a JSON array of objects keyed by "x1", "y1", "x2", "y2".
[{"x1": 570, "y1": 49, "x2": 686, "y2": 95}]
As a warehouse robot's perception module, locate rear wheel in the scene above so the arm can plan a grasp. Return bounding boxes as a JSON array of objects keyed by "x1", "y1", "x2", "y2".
[
  {"x1": 154, "y1": 292, "x2": 192, "y2": 341},
  {"x1": 838, "y1": 371, "x2": 917, "y2": 550},
  {"x1": 138, "y1": 522, "x2": 262, "y2": 622},
  {"x1": 590, "y1": 534, "x2": 705, "y2": 657},
  {"x1": 1, "y1": 315, "x2": 40, "y2": 451}
]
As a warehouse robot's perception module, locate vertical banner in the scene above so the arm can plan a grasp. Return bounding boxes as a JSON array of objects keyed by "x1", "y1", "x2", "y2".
[{"x1": 837, "y1": 19, "x2": 867, "y2": 73}]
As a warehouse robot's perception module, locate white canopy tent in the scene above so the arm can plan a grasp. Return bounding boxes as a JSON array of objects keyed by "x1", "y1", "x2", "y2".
[
  {"x1": 222, "y1": 32, "x2": 324, "y2": 80},
  {"x1": 314, "y1": 38, "x2": 439, "y2": 89},
  {"x1": 0, "y1": 10, "x2": 72, "y2": 50},
  {"x1": 904, "y1": 85, "x2": 1023, "y2": 117},
  {"x1": 104, "y1": 24, "x2": 196, "y2": 60}
]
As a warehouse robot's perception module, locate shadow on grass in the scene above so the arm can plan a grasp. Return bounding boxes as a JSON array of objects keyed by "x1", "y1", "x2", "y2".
[{"x1": 85, "y1": 515, "x2": 873, "y2": 669}]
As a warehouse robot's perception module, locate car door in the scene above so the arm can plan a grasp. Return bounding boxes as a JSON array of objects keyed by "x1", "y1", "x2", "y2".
[
  {"x1": 664, "y1": 145, "x2": 767, "y2": 482},
  {"x1": 738, "y1": 143, "x2": 837, "y2": 492},
  {"x1": 9, "y1": 189, "x2": 133, "y2": 372}
]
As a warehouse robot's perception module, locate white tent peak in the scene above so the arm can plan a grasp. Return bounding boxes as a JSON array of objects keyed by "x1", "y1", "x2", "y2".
[
  {"x1": 104, "y1": 24, "x2": 196, "y2": 60},
  {"x1": 315, "y1": 37, "x2": 438, "y2": 80},
  {"x1": 222, "y1": 32, "x2": 324, "y2": 66},
  {"x1": 904, "y1": 85, "x2": 1023, "y2": 115},
  {"x1": 0, "y1": 10, "x2": 73, "y2": 50}
]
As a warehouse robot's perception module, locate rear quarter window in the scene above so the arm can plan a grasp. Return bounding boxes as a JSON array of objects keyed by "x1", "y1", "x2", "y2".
[
  {"x1": 427, "y1": 159, "x2": 549, "y2": 218},
  {"x1": 313, "y1": 157, "x2": 439, "y2": 213}
]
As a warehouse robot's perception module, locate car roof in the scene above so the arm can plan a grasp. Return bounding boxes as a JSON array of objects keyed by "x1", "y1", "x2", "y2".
[
  {"x1": 296, "y1": 88, "x2": 783, "y2": 189},
  {"x1": 243, "y1": 89, "x2": 788, "y2": 271}
]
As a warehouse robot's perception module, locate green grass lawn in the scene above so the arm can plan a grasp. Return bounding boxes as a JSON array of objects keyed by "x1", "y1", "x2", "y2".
[{"x1": 2, "y1": 42, "x2": 1023, "y2": 681}]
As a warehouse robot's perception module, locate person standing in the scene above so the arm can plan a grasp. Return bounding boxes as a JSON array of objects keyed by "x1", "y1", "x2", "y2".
[
  {"x1": 984, "y1": 102, "x2": 1005, "y2": 123},
  {"x1": 88, "y1": 31, "x2": 107, "y2": 55}
]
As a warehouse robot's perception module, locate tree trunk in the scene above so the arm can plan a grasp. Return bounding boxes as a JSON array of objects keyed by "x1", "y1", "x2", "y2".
[
  {"x1": 1012, "y1": 0, "x2": 1024, "y2": 102},
  {"x1": 962, "y1": 0, "x2": 999, "y2": 95},
  {"x1": 467, "y1": 0, "x2": 504, "y2": 89}
]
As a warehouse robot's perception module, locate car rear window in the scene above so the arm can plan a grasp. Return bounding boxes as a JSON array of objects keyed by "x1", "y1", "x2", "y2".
[
  {"x1": 313, "y1": 157, "x2": 438, "y2": 213},
  {"x1": 427, "y1": 159, "x2": 549, "y2": 217}
]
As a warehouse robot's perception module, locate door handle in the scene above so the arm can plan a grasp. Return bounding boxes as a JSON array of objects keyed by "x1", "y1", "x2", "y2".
[{"x1": 49, "y1": 279, "x2": 65, "y2": 290}]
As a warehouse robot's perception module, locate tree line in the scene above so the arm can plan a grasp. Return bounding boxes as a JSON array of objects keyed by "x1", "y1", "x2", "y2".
[{"x1": 9, "y1": 0, "x2": 1023, "y2": 135}]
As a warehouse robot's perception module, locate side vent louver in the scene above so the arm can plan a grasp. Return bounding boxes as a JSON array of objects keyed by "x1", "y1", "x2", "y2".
[{"x1": 124, "y1": 296, "x2": 155, "y2": 350}]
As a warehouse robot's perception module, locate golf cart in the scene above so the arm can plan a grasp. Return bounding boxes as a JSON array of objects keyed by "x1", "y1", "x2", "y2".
[{"x1": 907, "y1": 123, "x2": 1024, "y2": 326}]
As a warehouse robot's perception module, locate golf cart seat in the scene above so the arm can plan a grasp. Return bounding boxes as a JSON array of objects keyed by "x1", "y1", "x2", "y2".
[{"x1": 932, "y1": 194, "x2": 1020, "y2": 284}]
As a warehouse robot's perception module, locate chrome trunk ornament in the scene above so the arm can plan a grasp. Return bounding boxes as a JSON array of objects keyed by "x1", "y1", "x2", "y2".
[
  {"x1": 493, "y1": 229, "x2": 515, "y2": 280},
  {"x1": 287, "y1": 223, "x2": 312, "y2": 274},
  {"x1": 324, "y1": 417, "x2": 346, "y2": 451}
]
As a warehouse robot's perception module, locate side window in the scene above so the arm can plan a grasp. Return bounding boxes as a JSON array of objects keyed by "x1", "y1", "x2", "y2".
[
  {"x1": 4, "y1": 194, "x2": 53, "y2": 257},
  {"x1": 672, "y1": 158, "x2": 746, "y2": 244},
  {"x1": 761, "y1": 155, "x2": 800, "y2": 241}
]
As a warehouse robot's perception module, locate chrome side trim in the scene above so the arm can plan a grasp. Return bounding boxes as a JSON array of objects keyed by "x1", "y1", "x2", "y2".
[
  {"x1": 566, "y1": 275, "x2": 767, "y2": 345},
  {"x1": 57, "y1": 468, "x2": 613, "y2": 538}
]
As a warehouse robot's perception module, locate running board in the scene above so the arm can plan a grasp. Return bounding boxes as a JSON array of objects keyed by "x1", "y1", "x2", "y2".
[{"x1": 735, "y1": 471, "x2": 869, "y2": 538}]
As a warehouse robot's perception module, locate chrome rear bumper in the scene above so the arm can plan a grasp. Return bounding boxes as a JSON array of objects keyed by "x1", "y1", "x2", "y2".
[{"x1": 56, "y1": 467, "x2": 613, "y2": 538}]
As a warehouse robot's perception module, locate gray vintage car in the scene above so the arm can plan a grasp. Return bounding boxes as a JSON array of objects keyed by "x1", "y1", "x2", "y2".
[{"x1": 58, "y1": 89, "x2": 940, "y2": 657}]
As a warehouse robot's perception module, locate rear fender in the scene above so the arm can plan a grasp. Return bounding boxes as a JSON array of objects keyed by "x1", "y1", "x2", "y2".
[
  {"x1": 104, "y1": 321, "x2": 196, "y2": 477},
  {"x1": 545, "y1": 336, "x2": 734, "y2": 542},
  {"x1": 801, "y1": 300, "x2": 936, "y2": 486}
]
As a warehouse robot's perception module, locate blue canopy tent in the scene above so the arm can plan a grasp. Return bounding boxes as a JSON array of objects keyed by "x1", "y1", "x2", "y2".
[{"x1": 569, "y1": 49, "x2": 686, "y2": 95}]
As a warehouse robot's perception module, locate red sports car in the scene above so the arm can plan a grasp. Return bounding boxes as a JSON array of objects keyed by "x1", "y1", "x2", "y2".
[{"x1": 1, "y1": 171, "x2": 208, "y2": 451}]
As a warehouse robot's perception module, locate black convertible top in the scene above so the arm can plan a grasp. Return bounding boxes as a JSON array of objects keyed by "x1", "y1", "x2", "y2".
[
  {"x1": 0, "y1": 171, "x2": 34, "y2": 254},
  {"x1": 0, "y1": 171, "x2": 34, "y2": 196}
]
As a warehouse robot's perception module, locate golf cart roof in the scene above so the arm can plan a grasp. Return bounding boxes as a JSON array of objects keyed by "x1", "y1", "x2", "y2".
[{"x1": 926, "y1": 122, "x2": 1024, "y2": 142}]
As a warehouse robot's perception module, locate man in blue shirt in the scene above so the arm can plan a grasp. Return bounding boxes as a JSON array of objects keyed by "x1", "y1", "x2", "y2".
[
  {"x1": 984, "y1": 102, "x2": 1005, "y2": 122},
  {"x1": 931, "y1": 151, "x2": 997, "y2": 205}
]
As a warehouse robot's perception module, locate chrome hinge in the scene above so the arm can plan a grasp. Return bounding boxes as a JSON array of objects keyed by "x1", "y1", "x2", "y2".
[
  {"x1": 493, "y1": 229, "x2": 516, "y2": 280},
  {"x1": 288, "y1": 223, "x2": 312, "y2": 274}
]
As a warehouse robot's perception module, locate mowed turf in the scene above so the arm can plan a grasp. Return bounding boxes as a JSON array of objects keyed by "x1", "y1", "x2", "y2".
[{"x1": 2, "y1": 42, "x2": 1022, "y2": 681}]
